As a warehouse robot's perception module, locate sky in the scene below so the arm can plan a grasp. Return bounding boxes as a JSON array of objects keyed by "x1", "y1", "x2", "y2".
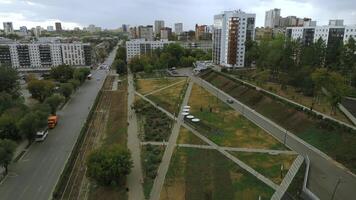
[{"x1": 0, "y1": 0, "x2": 355, "y2": 30}]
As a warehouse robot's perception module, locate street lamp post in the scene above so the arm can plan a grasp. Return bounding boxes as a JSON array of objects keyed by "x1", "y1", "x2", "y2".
[{"x1": 283, "y1": 130, "x2": 287, "y2": 145}]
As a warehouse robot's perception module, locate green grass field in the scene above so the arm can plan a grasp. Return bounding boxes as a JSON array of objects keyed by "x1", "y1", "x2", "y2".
[
  {"x1": 187, "y1": 84, "x2": 287, "y2": 150},
  {"x1": 161, "y1": 148, "x2": 274, "y2": 200},
  {"x1": 177, "y1": 126, "x2": 207, "y2": 145},
  {"x1": 201, "y1": 70, "x2": 356, "y2": 174},
  {"x1": 230, "y1": 152, "x2": 297, "y2": 184},
  {"x1": 136, "y1": 77, "x2": 186, "y2": 95}
]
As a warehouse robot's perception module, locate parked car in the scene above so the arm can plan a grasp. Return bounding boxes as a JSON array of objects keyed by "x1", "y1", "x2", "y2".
[
  {"x1": 226, "y1": 98, "x2": 234, "y2": 104},
  {"x1": 35, "y1": 129, "x2": 49, "y2": 142}
]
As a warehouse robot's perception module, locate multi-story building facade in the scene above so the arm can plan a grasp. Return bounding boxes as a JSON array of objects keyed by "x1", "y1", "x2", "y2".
[
  {"x1": 154, "y1": 20, "x2": 165, "y2": 35},
  {"x1": 178, "y1": 41, "x2": 212, "y2": 52},
  {"x1": 3, "y1": 22, "x2": 14, "y2": 35},
  {"x1": 0, "y1": 40, "x2": 92, "y2": 70},
  {"x1": 160, "y1": 27, "x2": 172, "y2": 40},
  {"x1": 286, "y1": 20, "x2": 356, "y2": 45},
  {"x1": 195, "y1": 24, "x2": 211, "y2": 40},
  {"x1": 55, "y1": 22, "x2": 62, "y2": 31},
  {"x1": 47, "y1": 26, "x2": 54, "y2": 32},
  {"x1": 126, "y1": 39, "x2": 173, "y2": 61},
  {"x1": 212, "y1": 10, "x2": 256, "y2": 68},
  {"x1": 265, "y1": 8, "x2": 281, "y2": 28},
  {"x1": 174, "y1": 23, "x2": 183, "y2": 34},
  {"x1": 138, "y1": 25, "x2": 154, "y2": 41}
]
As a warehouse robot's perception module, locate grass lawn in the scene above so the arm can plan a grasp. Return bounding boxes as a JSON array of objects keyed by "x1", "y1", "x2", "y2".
[
  {"x1": 177, "y1": 126, "x2": 207, "y2": 145},
  {"x1": 141, "y1": 144, "x2": 166, "y2": 199},
  {"x1": 161, "y1": 148, "x2": 274, "y2": 200},
  {"x1": 147, "y1": 79, "x2": 188, "y2": 115},
  {"x1": 187, "y1": 83, "x2": 287, "y2": 150},
  {"x1": 88, "y1": 76, "x2": 128, "y2": 200},
  {"x1": 136, "y1": 77, "x2": 186, "y2": 95},
  {"x1": 230, "y1": 152, "x2": 297, "y2": 185},
  {"x1": 202, "y1": 70, "x2": 356, "y2": 174}
]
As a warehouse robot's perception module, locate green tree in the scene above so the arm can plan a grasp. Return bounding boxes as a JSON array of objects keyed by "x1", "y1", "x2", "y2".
[
  {"x1": 59, "y1": 83, "x2": 74, "y2": 100},
  {"x1": 18, "y1": 108, "x2": 48, "y2": 144},
  {"x1": 86, "y1": 145, "x2": 133, "y2": 186},
  {"x1": 0, "y1": 139, "x2": 16, "y2": 174},
  {"x1": 115, "y1": 59, "x2": 127, "y2": 74},
  {"x1": 341, "y1": 37, "x2": 356, "y2": 83},
  {"x1": 0, "y1": 115, "x2": 21, "y2": 140},
  {"x1": 44, "y1": 94, "x2": 65, "y2": 115},
  {"x1": 50, "y1": 65, "x2": 74, "y2": 83},
  {"x1": 0, "y1": 65, "x2": 19, "y2": 97},
  {"x1": 68, "y1": 79, "x2": 80, "y2": 90},
  {"x1": 73, "y1": 68, "x2": 91, "y2": 83},
  {"x1": 27, "y1": 80, "x2": 55, "y2": 102}
]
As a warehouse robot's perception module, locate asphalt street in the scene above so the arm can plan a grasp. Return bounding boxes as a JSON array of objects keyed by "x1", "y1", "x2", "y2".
[
  {"x1": 192, "y1": 76, "x2": 356, "y2": 200},
  {"x1": 0, "y1": 48, "x2": 117, "y2": 200}
]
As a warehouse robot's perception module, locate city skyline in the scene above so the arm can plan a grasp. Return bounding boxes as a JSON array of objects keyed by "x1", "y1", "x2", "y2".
[{"x1": 0, "y1": 0, "x2": 356, "y2": 30}]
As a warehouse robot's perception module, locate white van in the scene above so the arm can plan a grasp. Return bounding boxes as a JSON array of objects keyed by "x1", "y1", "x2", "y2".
[{"x1": 35, "y1": 129, "x2": 49, "y2": 142}]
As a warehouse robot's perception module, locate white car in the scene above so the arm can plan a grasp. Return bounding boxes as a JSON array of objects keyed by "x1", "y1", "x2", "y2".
[{"x1": 35, "y1": 129, "x2": 49, "y2": 142}]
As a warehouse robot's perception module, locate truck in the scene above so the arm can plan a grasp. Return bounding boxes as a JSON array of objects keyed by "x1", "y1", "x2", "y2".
[{"x1": 48, "y1": 115, "x2": 58, "y2": 129}]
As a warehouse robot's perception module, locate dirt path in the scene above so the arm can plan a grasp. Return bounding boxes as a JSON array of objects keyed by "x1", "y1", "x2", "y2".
[{"x1": 127, "y1": 72, "x2": 145, "y2": 200}]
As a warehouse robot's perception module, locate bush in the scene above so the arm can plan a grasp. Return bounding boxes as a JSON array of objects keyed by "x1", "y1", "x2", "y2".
[{"x1": 86, "y1": 145, "x2": 133, "y2": 186}]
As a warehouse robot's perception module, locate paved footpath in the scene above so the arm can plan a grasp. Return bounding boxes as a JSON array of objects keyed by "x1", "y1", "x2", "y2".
[
  {"x1": 149, "y1": 80, "x2": 193, "y2": 200},
  {"x1": 127, "y1": 71, "x2": 145, "y2": 200}
]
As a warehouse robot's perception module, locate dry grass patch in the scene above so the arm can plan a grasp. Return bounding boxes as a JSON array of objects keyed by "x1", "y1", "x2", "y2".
[
  {"x1": 188, "y1": 84, "x2": 287, "y2": 150},
  {"x1": 136, "y1": 77, "x2": 186, "y2": 95},
  {"x1": 177, "y1": 126, "x2": 207, "y2": 145}
]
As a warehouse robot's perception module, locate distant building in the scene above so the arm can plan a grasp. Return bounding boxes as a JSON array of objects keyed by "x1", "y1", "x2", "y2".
[
  {"x1": 329, "y1": 19, "x2": 344, "y2": 26},
  {"x1": 34, "y1": 26, "x2": 42, "y2": 37},
  {"x1": 174, "y1": 23, "x2": 183, "y2": 34},
  {"x1": 255, "y1": 27, "x2": 273, "y2": 40},
  {"x1": 212, "y1": 10, "x2": 256, "y2": 68},
  {"x1": 0, "y1": 40, "x2": 92, "y2": 70},
  {"x1": 19, "y1": 26, "x2": 28, "y2": 34},
  {"x1": 154, "y1": 20, "x2": 165, "y2": 35},
  {"x1": 3, "y1": 22, "x2": 14, "y2": 35},
  {"x1": 177, "y1": 31, "x2": 195, "y2": 41},
  {"x1": 129, "y1": 27, "x2": 138, "y2": 39},
  {"x1": 178, "y1": 40, "x2": 212, "y2": 52},
  {"x1": 87, "y1": 24, "x2": 102, "y2": 33},
  {"x1": 265, "y1": 8, "x2": 281, "y2": 28},
  {"x1": 138, "y1": 25, "x2": 154, "y2": 41},
  {"x1": 286, "y1": 22, "x2": 356, "y2": 45},
  {"x1": 195, "y1": 24, "x2": 211, "y2": 40},
  {"x1": 122, "y1": 24, "x2": 129, "y2": 32},
  {"x1": 126, "y1": 39, "x2": 173, "y2": 61},
  {"x1": 160, "y1": 27, "x2": 172, "y2": 40},
  {"x1": 55, "y1": 22, "x2": 62, "y2": 31},
  {"x1": 47, "y1": 26, "x2": 54, "y2": 32}
]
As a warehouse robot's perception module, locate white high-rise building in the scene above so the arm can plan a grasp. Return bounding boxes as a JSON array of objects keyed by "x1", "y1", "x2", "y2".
[
  {"x1": 154, "y1": 20, "x2": 165, "y2": 34},
  {"x1": 265, "y1": 8, "x2": 281, "y2": 28},
  {"x1": 47, "y1": 26, "x2": 54, "y2": 32},
  {"x1": 174, "y1": 23, "x2": 183, "y2": 34},
  {"x1": 3, "y1": 22, "x2": 14, "y2": 35},
  {"x1": 212, "y1": 10, "x2": 256, "y2": 68},
  {"x1": 126, "y1": 39, "x2": 173, "y2": 61}
]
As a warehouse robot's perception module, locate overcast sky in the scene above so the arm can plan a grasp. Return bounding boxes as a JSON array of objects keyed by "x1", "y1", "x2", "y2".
[{"x1": 1, "y1": 0, "x2": 355, "y2": 30}]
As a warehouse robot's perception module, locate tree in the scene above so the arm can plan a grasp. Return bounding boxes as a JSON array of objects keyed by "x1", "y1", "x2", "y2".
[
  {"x1": 50, "y1": 65, "x2": 74, "y2": 83},
  {"x1": 18, "y1": 108, "x2": 48, "y2": 144},
  {"x1": 45, "y1": 94, "x2": 65, "y2": 115},
  {"x1": 68, "y1": 79, "x2": 80, "y2": 90},
  {"x1": 59, "y1": 83, "x2": 74, "y2": 100},
  {"x1": 0, "y1": 139, "x2": 16, "y2": 174},
  {"x1": 115, "y1": 59, "x2": 127, "y2": 74},
  {"x1": 86, "y1": 145, "x2": 133, "y2": 186},
  {"x1": 0, "y1": 115, "x2": 21, "y2": 141},
  {"x1": 0, "y1": 65, "x2": 19, "y2": 97},
  {"x1": 73, "y1": 68, "x2": 91, "y2": 83},
  {"x1": 27, "y1": 80, "x2": 55, "y2": 102}
]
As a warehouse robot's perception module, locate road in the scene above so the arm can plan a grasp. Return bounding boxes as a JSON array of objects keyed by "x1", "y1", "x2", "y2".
[
  {"x1": 192, "y1": 76, "x2": 356, "y2": 200},
  {"x1": 0, "y1": 47, "x2": 118, "y2": 200},
  {"x1": 126, "y1": 71, "x2": 145, "y2": 200}
]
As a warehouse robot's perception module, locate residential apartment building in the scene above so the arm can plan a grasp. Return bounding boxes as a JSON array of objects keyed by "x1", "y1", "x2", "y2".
[
  {"x1": 160, "y1": 27, "x2": 172, "y2": 40},
  {"x1": 3, "y1": 22, "x2": 14, "y2": 35},
  {"x1": 178, "y1": 41, "x2": 212, "y2": 52},
  {"x1": 126, "y1": 39, "x2": 173, "y2": 61},
  {"x1": 55, "y1": 22, "x2": 62, "y2": 31},
  {"x1": 154, "y1": 20, "x2": 165, "y2": 35},
  {"x1": 138, "y1": 25, "x2": 154, "y2": 41},
  {"x1": 212, "y1": 10, "x2": 256, "y2": 68},
  {"x1": 265, "y1": 8, "x2": 281, "y2": 28},
  {"x1": 286, "y1": 20, "x2": 356, "y2": 45},
  {"x1": 195, "y1": 24, "x2": 211, "y2": 40},
  {"x1": 0, "y1": 40, "x2": 92, "y2": 70},
  {"x1": 174, "y1": 23, "x2": 183, "y2": 34}
]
